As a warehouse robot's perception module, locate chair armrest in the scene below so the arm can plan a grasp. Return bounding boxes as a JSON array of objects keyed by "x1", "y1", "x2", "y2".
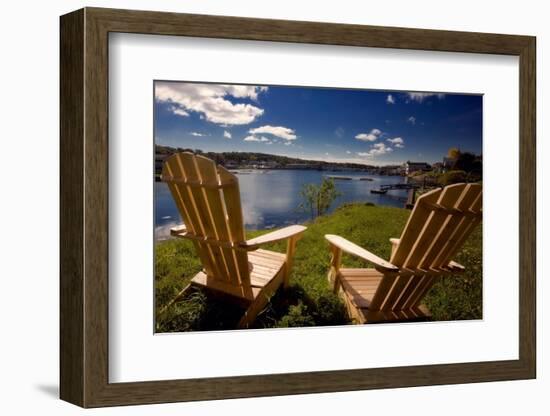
[
  {"x1": 171, "y1": 223, "x2": 306, "y2": 251},
  {"x1": 242, "y1": 225, "x2": 306, "y2": 250},
  {"x1": 325, "y1": 234, "x2": 399, "y2": 272},
  {"x1": 170, "y1": 224, "x2": 188, "y2": 237},
  {"x1": 447, "y1": 260, "x2": 465, "y2": 272},
  {"x1": 389, "y1": 237, "x2": 400, "y2": 257}
]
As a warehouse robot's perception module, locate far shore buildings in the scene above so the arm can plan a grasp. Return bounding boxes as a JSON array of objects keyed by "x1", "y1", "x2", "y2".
[
  {"x1": 404, "y1": 161, "x2": 431, "y2": 175},
  {"x1": 378, "y1": 165, "x2": 403, "y2": 176},
  {"x1": 224, "y1": 160, "x2": 240, "y2": 169}
]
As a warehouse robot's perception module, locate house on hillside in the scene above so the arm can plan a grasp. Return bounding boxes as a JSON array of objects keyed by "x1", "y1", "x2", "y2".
[
  {"x1": 404, "y1": 161, "x2": 431, "y2": 175},
  {"x1": 256, "y1": 160, "x2": 279, "y2": 169},
  {"x1": 224, "y1": 160, "x2": 239, "y2": 169}
]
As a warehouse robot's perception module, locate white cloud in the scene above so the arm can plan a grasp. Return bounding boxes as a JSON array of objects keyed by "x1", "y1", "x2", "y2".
[
  {"x1": 170, "y1": 106, "x2": 189, "y2": 117},
  {"x1": 225, "y1": 85, "x2": 268, "y2": 100},
  {"x1": 387, "y1": 137, "x2": 404, "y2": 145},
  {"x1": 386, "y1": 94, "x2": 395, "y2": 104},
  {"x1": 243, "y1": 135, "x2": 271, "y2": 143},
  {"x1": 248, "y1": 125, "x2": 297, "y2": 141},
  {"x1": 357, "y1": 142, "x2": 394, "y2": 157},
  {"x1": 190, "y1": 132, "x2": 207, "y2": 137},
  {"x1": 155, "y1": 82, "x2": 268, "y2": 125},
  {"x1": 223, "y1": 130, "x2": 232, "y2": 139},
  {"x1": 387, "y1": 137, "x2": 405, "y2": 149},
  {"x1": 406, "y1": 92, "x2": 445, "y2": 103},
  {"x1": 407, "y1": 116, "x2": 416, "y2": 125},
  {"x1": 346, "y1": 150, "x2": 352, "y2": 154},
  {"x1": 355, "y1": 128, "x2": 382, "y2": 142}
]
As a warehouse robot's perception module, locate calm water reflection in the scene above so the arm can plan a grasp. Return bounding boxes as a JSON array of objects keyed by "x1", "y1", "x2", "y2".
[{"x1": 155, "y1": 170, "x2": 407, "y2": 239}]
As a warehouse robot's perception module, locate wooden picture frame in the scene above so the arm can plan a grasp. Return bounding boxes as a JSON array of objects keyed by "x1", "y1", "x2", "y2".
[{"x1": 60, "y1": 7, "x2": 536, "y2": 408}]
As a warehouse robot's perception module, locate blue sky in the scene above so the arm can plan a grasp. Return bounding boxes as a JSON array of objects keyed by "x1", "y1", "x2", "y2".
[{"x1": 154, "y1": 81, "x2": 482, "y2": 166}]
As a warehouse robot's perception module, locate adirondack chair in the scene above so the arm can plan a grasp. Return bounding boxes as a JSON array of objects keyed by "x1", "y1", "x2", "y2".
[
  {"x1": 161, "y1": 152, "x2": 306, "y2": 328},
  {"x1": 325, "y1": 183, "x2": 482, "y2": 324}
]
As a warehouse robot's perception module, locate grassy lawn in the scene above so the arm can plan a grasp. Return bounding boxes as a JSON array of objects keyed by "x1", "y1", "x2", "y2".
[{"x1": 155, "y1": 203, "x2": 482, "y2": 332}]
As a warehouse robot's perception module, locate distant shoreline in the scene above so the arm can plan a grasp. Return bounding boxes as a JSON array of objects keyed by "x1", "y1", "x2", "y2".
[
  {"x1": 154, "y1": 144, "x2": 413, "y2": 179},
  {"x1": 154, "y1": 168, "x2": 401, "y2": 182}
]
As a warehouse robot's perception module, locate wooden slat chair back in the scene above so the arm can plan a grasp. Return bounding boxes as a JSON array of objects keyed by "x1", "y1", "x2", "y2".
[
  {"x1": 162, "y1": 152, "x2": 251, "y2": 293},
  {"x1": 161, "y1": 152, "x2": 306, "y2": 328},
  {"x1": 325, "y1": 183, "x2": 482, "y2": 323}
]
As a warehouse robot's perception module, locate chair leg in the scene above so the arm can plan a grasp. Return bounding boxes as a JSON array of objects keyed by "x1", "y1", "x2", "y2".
[
  {"x1": 328, "y1": 245, "x2": 342, "y2": 293},
  {"x1": 237, "y1": 292, "x2": 271, "y2": 329},
  {"x1": 158, "y1": 283, "x2": 192, "y2": 315},
  {"x1": 283, "y1": 236, "x2": 298, "y2": 288},
  {"x1": 237, "y1": 271, "x2": 283, "y2": 329}
]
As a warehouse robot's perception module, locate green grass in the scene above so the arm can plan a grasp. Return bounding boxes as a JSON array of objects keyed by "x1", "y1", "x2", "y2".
[{"x1": 155, "y1": 203, "x2": 482, "y2": 332}]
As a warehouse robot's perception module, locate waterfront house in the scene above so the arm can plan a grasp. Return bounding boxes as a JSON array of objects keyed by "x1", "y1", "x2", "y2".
[{"x1": 404, "y1": 161, "x2": 431, "y2": 175}]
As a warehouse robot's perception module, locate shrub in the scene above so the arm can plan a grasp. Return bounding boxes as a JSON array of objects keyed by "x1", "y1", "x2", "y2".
[
  {"x1": 298, "y1": 178, "x2": 342, "y2": 220},
  {"x1": 438, "y1": 170, "x2": 467, "y2": 186},
  {"x1": 276, "y1": 302, "x2": 316, "y2": 327}
]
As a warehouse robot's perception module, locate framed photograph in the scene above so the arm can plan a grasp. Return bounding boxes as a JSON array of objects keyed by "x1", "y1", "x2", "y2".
[{"x1": 60, "y1": 7, "x2": 536, "y2": 408}]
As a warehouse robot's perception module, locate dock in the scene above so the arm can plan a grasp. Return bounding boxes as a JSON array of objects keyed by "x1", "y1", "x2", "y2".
[
  {"x1": 370, "y1": 183, "x2": 421, "y2": 209},
  {"x1": 324, "y1": 175, "x2": 373, "y2": 181},
  {"x1": 370, "y1": 183, "x2": 420, "y2": 193}
]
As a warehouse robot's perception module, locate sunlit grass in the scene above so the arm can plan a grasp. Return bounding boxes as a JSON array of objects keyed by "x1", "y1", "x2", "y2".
[{"x1": 155, "y1": 203, "x2": 482, "y2": 332}]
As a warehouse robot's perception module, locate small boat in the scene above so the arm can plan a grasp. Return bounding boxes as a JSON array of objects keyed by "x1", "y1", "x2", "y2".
[
  {"x1": 325, "y1": 175, "x2": 353, "y2": 180},
  {"x1": 370, "y1": 189, "x2": 387, "y2": 194}
]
